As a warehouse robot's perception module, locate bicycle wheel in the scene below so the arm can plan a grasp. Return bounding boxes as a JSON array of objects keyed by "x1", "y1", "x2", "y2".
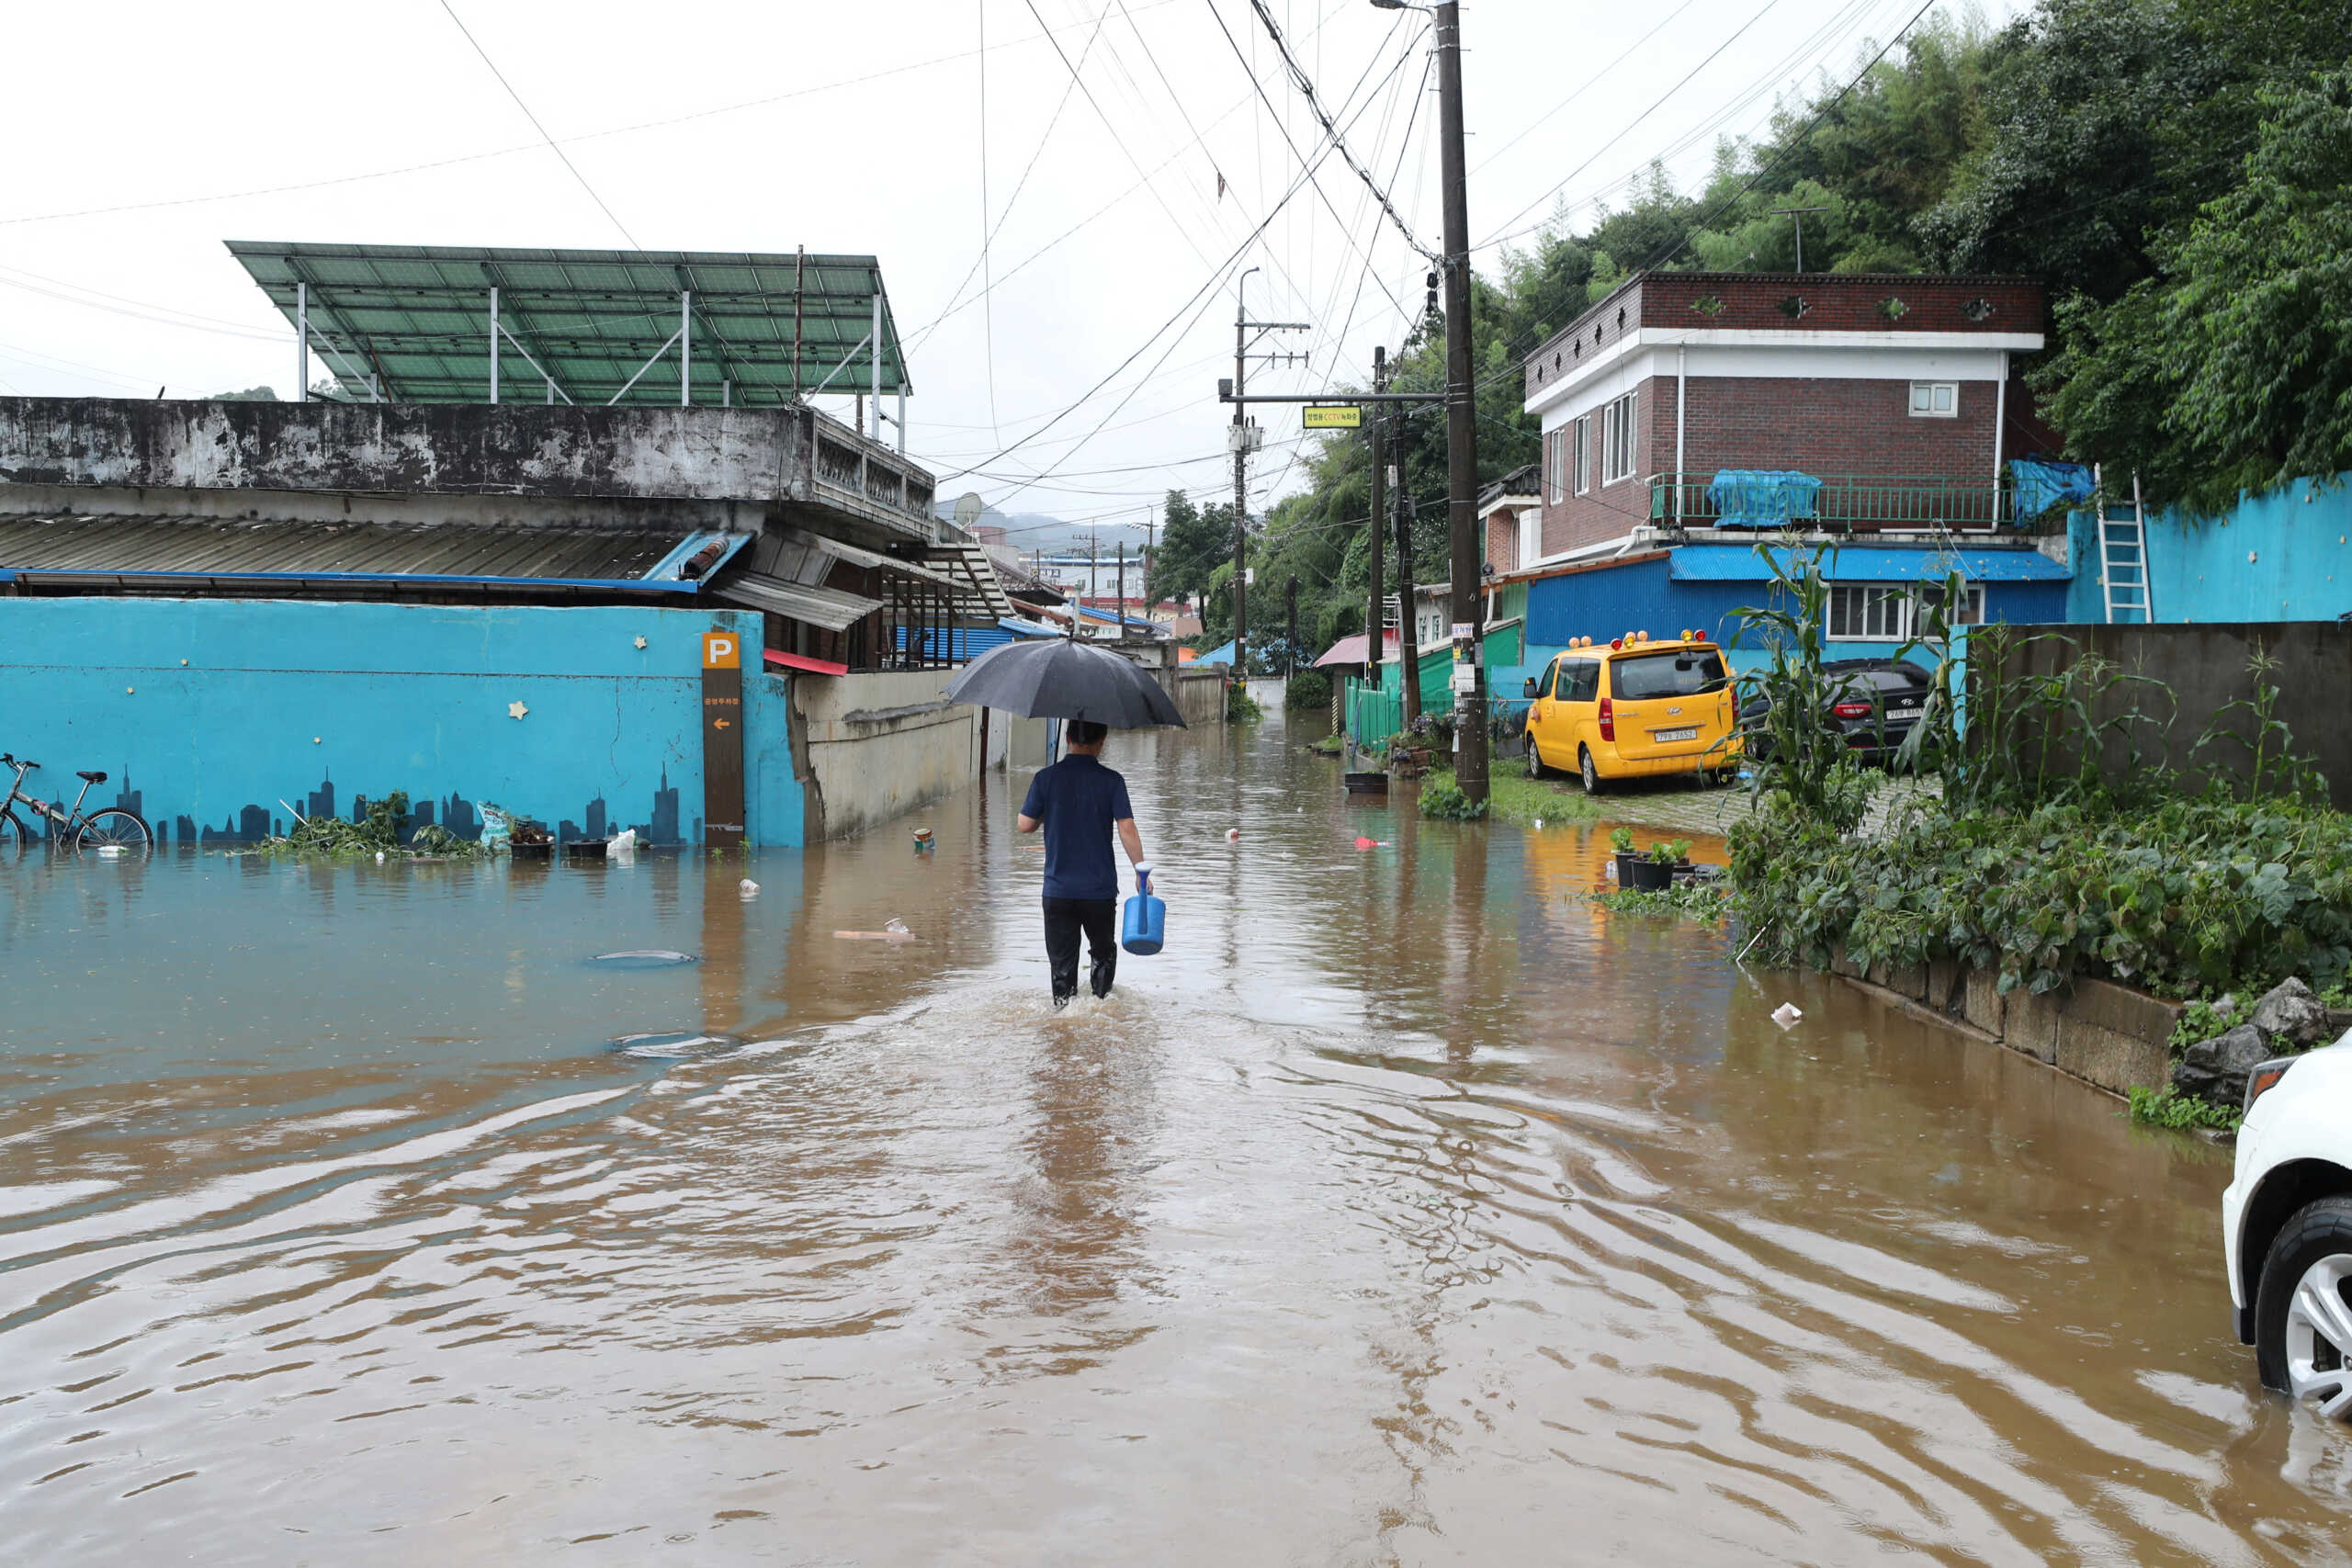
[
  {"x1": 75, "y1": 809, "x2": 151, "y2": 853},
  {"x1": 0, "y1": 808, "x2": 24, "y2": 853}
]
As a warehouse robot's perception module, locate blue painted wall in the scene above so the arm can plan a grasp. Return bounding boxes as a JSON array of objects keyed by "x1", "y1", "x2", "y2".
[
  {"x1": 0, "y1": 597, "x2": 803, "y2": 847},
  {"x1": 1490, "y1": 554, "x2": 2070, "y2": 724},
  {"x1": 2067, "y1": 477, "x2": 2352, "y2": 625}
]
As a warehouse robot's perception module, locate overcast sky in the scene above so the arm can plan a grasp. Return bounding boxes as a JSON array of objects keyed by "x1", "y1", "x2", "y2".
[{"x1": 2, "y1": 0, "x2": 2018, "y2": 537}]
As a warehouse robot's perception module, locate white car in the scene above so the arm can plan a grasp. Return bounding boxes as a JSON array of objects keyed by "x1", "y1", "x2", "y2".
[{"x1": 2223, "y1": 1028, "x2": 2352, "y2": 1418}]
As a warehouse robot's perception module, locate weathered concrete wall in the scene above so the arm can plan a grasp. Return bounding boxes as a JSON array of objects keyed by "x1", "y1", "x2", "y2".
[
  {"x1": 795, "y1": 670, "x2": 980, "y2": 840},
  {"x1": 1169, "y1": 668, "x2": 1227, "y2": 727},
  {"x1": 0, "y1": 596, "x2": 801, "y2": 846},
  {"x1": 0, "y1": 397, "x2": 939, "y2": 542},
  {"x1": 1988, "y1": 622, "x2": 2352, "y2": 807},
  {"x1": 0, "y1": 397, "x2": 805, "y2": 501},
  {"x1": 1839, "y1": 949, "x2": 2179, "y2": 1099}
]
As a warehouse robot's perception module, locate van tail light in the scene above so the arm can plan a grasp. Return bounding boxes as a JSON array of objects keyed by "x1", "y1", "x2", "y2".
[
  {"x1": 1831, "y1": 700, "x2": 1872, "y2": 719},
  {"x1": 1598, "y1": 697, "x2": 1615, "y2": 741},
  {"x1": 2245, "y1": 1057, "x2": 2298, "y2": 1115}
]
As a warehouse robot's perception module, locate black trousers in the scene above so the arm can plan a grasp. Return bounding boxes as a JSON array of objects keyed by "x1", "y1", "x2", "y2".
[{"x1": 1043, "y1": 897, "x2": 1117, "y2": 1002}]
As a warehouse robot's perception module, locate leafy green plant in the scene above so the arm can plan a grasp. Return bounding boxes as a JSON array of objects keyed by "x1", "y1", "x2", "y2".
[
  {"x1": 259, "y1": 790, "x2": 490, "y2": 860},
  {"x1": 1647, "y1": 838, "x2": 1692, "y2": 866},
  {"x1": 2169, "y1": 997, "x2": 2239, "y2": 1054},
  {"x1": 1284, "y1": 671, "x2": 1331, "y2": 711},
  {"x1": 1593, "y1": 883, "x2": 1728, "y2": 922},
  {"x1": 1226, "y1": 682, "x2": 1263, "y2": 723},
  {"x1": 1730, "y1": 790, "x2": 2352, "y2": 998},
  {"x1": 2128, "y1": 1085, "x2": 2243, "y2": 1134},
  {"x1": 1419, "y1": 769, "x2": 1489, "y2": 821},
  {"x1": 1610, "y1": 826, "x2": 1636, "y2": 853}
]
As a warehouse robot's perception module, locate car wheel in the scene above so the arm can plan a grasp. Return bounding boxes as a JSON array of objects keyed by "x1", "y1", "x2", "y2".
[
  {"x1": 1527, "y1": 736, "x2": 1549, "y2": 779},
  {"x1": 1579, "y1": 747, "x2": 1606, "y2": 795},
  {"x1": 2256, "y1": 1194, "x2": 2352, "y2": 1418}
]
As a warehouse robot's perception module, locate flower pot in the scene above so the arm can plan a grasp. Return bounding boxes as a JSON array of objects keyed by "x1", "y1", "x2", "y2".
[
  {"x1": 1613, "y1": 852, "x2": 1642, "y2": 886},
  {"x1": 1626, "y1": 858, "x2": 1675, "y2": 892}
]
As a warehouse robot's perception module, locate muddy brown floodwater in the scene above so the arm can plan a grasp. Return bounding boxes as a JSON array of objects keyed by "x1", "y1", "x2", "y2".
[{"x1": 3, "y1": 700, "x2": 2348, "y2": 1564}]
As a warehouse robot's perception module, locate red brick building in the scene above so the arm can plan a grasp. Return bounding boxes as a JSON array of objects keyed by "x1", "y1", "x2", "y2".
[{"x1": 1521, "y1": 273, "x2": 2048, "y2": 560}]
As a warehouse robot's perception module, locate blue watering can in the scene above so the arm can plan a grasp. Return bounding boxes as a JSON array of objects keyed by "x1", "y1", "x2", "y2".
[{"x1": 1121, "y1": 862, "x2": 1165, "y2": 955}]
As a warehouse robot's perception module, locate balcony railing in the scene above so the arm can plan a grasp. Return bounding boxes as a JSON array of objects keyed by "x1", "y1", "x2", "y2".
[{"x1": 1648, "y1": 471, "x2": 2019, "y2": 532}]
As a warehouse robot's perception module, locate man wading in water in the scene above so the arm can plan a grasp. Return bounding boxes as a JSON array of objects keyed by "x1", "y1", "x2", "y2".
[{"x1": 1017, "y1": 720, "x2": 1149, "y2": 1007}]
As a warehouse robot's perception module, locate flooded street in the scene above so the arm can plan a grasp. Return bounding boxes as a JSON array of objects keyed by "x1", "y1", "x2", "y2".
[{"x1": 4, "y1": 703, "x2": 2348, "y2": 1565}]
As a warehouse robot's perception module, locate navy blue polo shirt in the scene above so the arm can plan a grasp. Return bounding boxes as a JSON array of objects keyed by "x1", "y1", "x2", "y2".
[{"x1": 1021, "y1": 753, "x2": 1134, "y2": 901}]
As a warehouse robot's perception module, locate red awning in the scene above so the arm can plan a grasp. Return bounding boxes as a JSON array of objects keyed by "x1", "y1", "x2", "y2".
[
  {"x1": 764, "y1": 649, "x2": 849, "y2": 676},
  {"x1": 1314, "y1": 631, "x2": 1399, "y2": 668}
]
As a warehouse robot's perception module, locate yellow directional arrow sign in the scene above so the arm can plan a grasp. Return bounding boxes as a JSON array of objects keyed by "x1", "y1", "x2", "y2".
[{"x1": 1302, "y1": 405, "x2": 1362, "y2": 430}]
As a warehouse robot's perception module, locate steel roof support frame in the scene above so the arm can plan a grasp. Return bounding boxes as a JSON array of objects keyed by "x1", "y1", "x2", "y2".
[
  {"x1": 870, "y1": 287, "x2": 882, "y2": 440},
  {"x1": 489, "y1": 287, "x2": 500, "y2": 404},
  {"x1": 607, "y1": 326, "x2": 685, "y2": 406},
  {"x1": 296, "y1": 283, "x2": 308, "y2": 404},
  {"x1": 680, "y1": 290, "x2": 692, "y2": 407}
]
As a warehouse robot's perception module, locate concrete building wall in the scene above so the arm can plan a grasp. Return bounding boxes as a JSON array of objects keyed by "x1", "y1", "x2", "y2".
[
  {"x1": 2065, "y1": 477, "x2": 2352, "y2": 626},
  {"x1": 794, "y1": 669, "x2": 981, "y2": 841},
  {"x1": 0, "y1": 597, "x2": 802, "y2": 846},
  {"x1": 1988, "y1": 622, "x2": 2352, "y2": 807}
]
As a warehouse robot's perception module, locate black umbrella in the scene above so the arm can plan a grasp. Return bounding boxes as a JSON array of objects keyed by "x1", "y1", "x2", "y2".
[{"x1": 944, "y1": 637, "x2": 1188, "y2": 728}]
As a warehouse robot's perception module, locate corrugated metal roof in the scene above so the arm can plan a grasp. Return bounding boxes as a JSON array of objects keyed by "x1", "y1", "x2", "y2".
[
  {"x1": 709, "y1": 571, "x2": 883, "y2": 631},
  {"x1": 0, "y1": 512, "x2": 742, "y2": 590},
  {"x1": 1668, "y1": 543, "x2": 2071, "y2": 583},
  {"x1": 225, "y1": 241, "x2": 906, "y2": 405}
]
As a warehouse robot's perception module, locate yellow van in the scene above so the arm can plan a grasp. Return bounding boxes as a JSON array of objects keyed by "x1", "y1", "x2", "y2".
[{"x1": 1521, "y1": 631, "x2": 1738, "y2": 794}]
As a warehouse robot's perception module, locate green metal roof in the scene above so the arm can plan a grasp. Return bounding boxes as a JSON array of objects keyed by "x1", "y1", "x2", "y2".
[{"x1": 225, "y1": 241, "x2": 908, "y2": 407}]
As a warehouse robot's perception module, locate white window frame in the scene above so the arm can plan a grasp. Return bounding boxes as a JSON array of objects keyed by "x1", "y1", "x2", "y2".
[
  {"x1": 1572, "y1": 413, "x2": 1591, "y2": 495},
  {"x1": 1908, "y1": 380, "x2": 1958, "y2": 419},
  {"x1": 1826, "y1": 582, "x2": 1984, "y2": 641},
  {"x1": 1600, "y1": 393, "x2": 1637, "y2": 485},
  {"x1": 1544, "y1": 427, "x2": 1566, "y2": 503}
]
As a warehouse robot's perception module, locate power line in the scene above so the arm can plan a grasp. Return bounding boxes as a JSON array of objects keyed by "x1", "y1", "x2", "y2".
[
  {"x1": 1241, "y1": 0, "x2": 1434, "y2": 259},
  {"x1": 1474, "y1": 0, "x2": 1797, "y2": 251},
  {"x1": 1467, "y1": 0, "x2": 1708, "y2": 177},
  {"x1": 435, "y1": 1, "x2": 642, "y2": 250}
]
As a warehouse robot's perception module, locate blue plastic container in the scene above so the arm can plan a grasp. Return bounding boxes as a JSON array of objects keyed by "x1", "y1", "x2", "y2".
[{"x1": 1121, "y1": 863, "x2": 1165, "y2": 955}]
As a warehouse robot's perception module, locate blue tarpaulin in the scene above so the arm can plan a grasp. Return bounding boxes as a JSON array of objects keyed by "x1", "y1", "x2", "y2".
[
  {"x1": 1708, "y1": 469, "x2": 1823, "y2": 528},
  {"x1": 2009, "y1": 458, "x2": 2095, "y2": 521}
]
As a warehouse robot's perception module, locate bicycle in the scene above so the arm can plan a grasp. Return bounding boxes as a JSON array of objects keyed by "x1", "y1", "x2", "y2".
[{"x1": 0, "y1": 753, "x2": 152, "y2": 853}]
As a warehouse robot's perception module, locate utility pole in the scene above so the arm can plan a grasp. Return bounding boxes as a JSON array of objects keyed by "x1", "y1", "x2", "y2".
[
  {"x1": 1116, "y1": 544, "x2": 1127, "y2": 647},
  {"x1": 1089, "y1": 533, "x2": 1100, "y2": 639},
  {"x1": 1436, "y1": 0, "x2": 1487, "y2": 801},
  {"x1": 1284, "y1": 574, "x2": 1299, "y2": 681},
  {"x1": 1396, "y1": 479, "x2": 1421, "y2": 728},
  {"x1": 1366, "y1": 345, "x2": 1386, "y2": 730},
  {"x1": 1231, "y1": 267, "x2": 1308, "y2": 678}
]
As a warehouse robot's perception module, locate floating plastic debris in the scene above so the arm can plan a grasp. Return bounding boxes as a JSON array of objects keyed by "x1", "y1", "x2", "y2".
[
  {"x1": 1353, "y1": 836, "x2": 1391, "y2": 850},
  {"x1": 1227, "y1": 828, "x2": 1242, "y2": 841},
  {"x1": 1770, "y1": 1002, "x2": 1804, "y2": 1028},
  {"x1": 739, "y1": 878, "x2": 760, "y2": 898},
  {"x1": 591, "y1": 949, "x2": 699, "y2": 968},
  {"x1": 608, "y1": 1031, "x2": 744, "y2": 1061},
  {"x1": 607, "y1": 828, "x2": 639, "y2": 864},
  {"x1": 884, "y1": 918, "x2": 910, "y2": 934}
]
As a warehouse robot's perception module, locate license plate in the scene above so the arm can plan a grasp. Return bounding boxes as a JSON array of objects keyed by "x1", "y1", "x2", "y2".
[{"x1": 1654, "y1": 726, "x2": 1699, "y2": 742}]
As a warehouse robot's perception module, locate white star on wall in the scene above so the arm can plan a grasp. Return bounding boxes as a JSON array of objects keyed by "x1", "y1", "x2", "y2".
[{"x1": 508, "y1": 701, "x2": 529, "y2": 720}]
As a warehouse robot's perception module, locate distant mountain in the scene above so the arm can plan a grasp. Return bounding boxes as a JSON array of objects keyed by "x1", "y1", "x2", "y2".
[{"x1": 933, "y1": 500, "x2": 1150, "y2": 559}]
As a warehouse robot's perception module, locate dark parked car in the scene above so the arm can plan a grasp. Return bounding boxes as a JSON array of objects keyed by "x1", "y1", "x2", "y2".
[{"x1": 1738, "y1": 659, "x2": 1937, "y2": 765}]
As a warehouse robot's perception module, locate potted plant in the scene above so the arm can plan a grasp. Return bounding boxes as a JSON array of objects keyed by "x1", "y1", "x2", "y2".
[
  {"x1": 1610, "y1": 826, "x2": 1639, "y2": 886},
  {"x1": 1628, "y1": 838, "x2": 1688, "y2": 891}
]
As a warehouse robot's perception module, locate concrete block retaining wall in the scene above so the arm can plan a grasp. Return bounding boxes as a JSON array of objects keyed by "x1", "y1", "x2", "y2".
[{"x1": 1838, "y1": 948, "x2": 2180, "y2": 1099}]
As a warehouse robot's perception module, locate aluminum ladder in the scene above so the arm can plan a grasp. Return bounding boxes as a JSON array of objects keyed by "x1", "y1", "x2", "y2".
[{"x1": 2098, "y1": 471, "x2": 2153, "y2": 624}]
